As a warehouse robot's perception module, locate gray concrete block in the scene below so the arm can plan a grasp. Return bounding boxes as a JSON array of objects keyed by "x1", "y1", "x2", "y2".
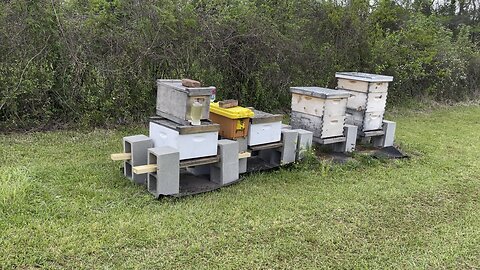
[
  {"x1": 234, "y1": 137, "x2": 248, "y2": 153},
  {"x1": 258, "y1": 149, "x2": 281, "y2": 166},
  {"x1": 211, "y1": 140, "x2": 239, "y2": 185},
  {"x1": 147, "y1": 146, "x2": 180, "y2": 197},
  {"x1": 293, "y1": 129, "x2": 313, "y2": 161},
  {"x1": 280, "y1": 129, "x2": 298, "y2": 165},
  {"x1": 372, "y1": 120, "x2": 396, "y2": 147},
  {"x1": 333, "y1": 124, "x2": 358, "y2": 153},
  {"x1": 123, "y1": 135, "x2": 153, "y2": 185},
  {"x1": 239, "y1": 158, "x2": 247, "y2": 174}
]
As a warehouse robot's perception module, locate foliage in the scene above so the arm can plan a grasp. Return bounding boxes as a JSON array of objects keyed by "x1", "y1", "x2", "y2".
[{"x1": 0, "y1": 0, "x2": 479, "y2": 130}]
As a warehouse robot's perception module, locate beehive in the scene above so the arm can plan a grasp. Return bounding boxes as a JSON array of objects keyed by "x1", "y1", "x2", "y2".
[
  {"x1": 248, "y1": 110, "x2": 283, "y2": 146},
  {"x1": 209, "y1": 102, "x2": 254, "y2": 139},
  {"x1": 289, "y1": 87, "x2": 351, "y2": 139},
  {"x1": 156, "y1": 79, "x2": 215, "y2": 125},
  {"x1": 149, "y1": 118, "x2": 219, "y2": 160},
  {"x1": 335, "y1": 72, "x2": 394, "y2": 132}
]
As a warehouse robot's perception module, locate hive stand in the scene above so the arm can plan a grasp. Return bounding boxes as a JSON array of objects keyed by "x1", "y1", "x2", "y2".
[
  {"x1": 294, "y1": 129, "x2": 314, "y2": 160},
  {"x1": 211, "y1": 140, "x2": 240, "y2": 185},
  {"x1": 371, "y1": 120, "x2": 396, "y2": 148},
  {"x1": 120, "y1": 135, "x2": 153, "y2": 185},
  {"x1": 249, "y1": 129, "x2": 299, "y2": 171},
  {"x1": 140, "y1": 140, "x2": 240, "y2": 198},
  {"x1": 332, "y1": 124, "x2": 358, "y2": 153}
]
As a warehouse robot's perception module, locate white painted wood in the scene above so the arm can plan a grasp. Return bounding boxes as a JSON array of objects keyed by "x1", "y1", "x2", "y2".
[
  {"x1": 247, "y1": 121, "x2": 282, "y2": 146},
  {"x1": 323, "y1": 98, "x2": 348, "y2": 116},
  {"x1": 337, "y1": 79, "x2": 370, "y2": 93},
  {"x1": 347, "y1": 91, "x2": 388, "y2": 112},
  {"x1": 321, "y1": 114, "x2": 346, "y2": 138},
  {"x1": 346, "y1": 110, "x2": 384, "y2": 131},
  {"x1": 149, "y1": 122, "x2": 218, "y2": 160},
  {"x1": 291, "y1": 93, "x2": 326, "y2": 117},
  {"x1": 335, "y1": 72, "x2": 394, "y2": 82}
]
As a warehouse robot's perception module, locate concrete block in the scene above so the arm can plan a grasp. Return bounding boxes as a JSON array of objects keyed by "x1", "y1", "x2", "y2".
[
  {"x1": 123, "y1": 135, "x2": 153, "y2": 185},
  {"x1": 258, "y1": 149, "x2": 281, "y2": 166},
  {"x1": 147, "y1": 146, "x2": 180, "y2": 197},
  {"x1": 333, "y1": 124, "x2": 358, "y2": 153},
  {"x1": 293, "y1": 129, "x2": 313, "y2": 161},
  {"x1": 280, "y1": 129, "x2": 298, "y2": 165},
  {"x1": 372, "y1": 120, "x2": 396, "y2": 147},
  {"x1": 234, "y1": 137, "x2": 248, "y2": 153},
  {"x1": 211, "y1": 140, "x2": 239, "y2": 185},
  {"x1": 239, "y1": 159, "x2": 247, "y2": 174}
]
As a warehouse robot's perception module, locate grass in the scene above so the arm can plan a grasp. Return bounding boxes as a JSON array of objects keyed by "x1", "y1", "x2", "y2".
[{"x1": 1, "y1": 105, "x2": 479, "y2": 269}]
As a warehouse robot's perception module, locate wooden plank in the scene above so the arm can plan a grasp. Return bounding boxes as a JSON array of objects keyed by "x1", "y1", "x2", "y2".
[
  {"x1": 238, "y1": 151, "x2": 251, "y2": 159},
  {"x1": 150, "y1": 118, "x2": 220, "y2": 134},
  {"x1": 111, "y1": 153, "x2": 131, "y2": 161},
  {"x1": 181, "y1": 78, "x2": 202, "y2": 88},
  {"x1": 179, "y1": 156, "x2": 220, "y2": 168},
  {"x1": 249, "y1": 142, "x2": 283, "y2": 151},
  {"x1": 133, "y1": 164, "x2": 157, "y2": 174},
  {"x1": 313, "y1": 136, "x2": 346, "y2": 145},
  {"x1": 219, "y1": 99, "x2": 238, "y2": 108}
]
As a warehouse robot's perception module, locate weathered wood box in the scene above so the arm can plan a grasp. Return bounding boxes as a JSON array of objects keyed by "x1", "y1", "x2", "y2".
[
  {"x1": 149, "y1": 117, "x2": 219, "y2": 160},
  {"x1": 156, "y1": 79, "x2": 215, "y2": 125},
  {"x1": 248, "y1": 109, "x2": 283, "y2": 146},
  {"x1": 289, "y1": 87, "x2": 351, "y2": 139},
  {"x1": 335, "y1": 72, "x2": 393, "y2": 132}
]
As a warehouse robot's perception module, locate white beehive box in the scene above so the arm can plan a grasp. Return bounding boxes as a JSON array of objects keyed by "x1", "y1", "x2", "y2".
[
  {"x1": 156, "y1": 79, "x2": 215, "y2": 125},
  {"x1": 289, "y1": 87, "x2": 351, "y2": 139},
  {"x1": 335, "y1": 72, "x2": 393, "y2": 132},
  {"x1": 149, "y1": 118, "x2": 219, "y2": 160},
  {"x1": 248, "y1": 110, "x2": 283, "y2": 146}
]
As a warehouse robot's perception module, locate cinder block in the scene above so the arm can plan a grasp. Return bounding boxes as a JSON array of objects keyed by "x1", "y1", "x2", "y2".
[
  {"x1": 280, "y1": 129, "x2": 298, "y2": 165},
  {"x1": 123, "y1": 135, "x2": 153, "y2": 185},
  {"x1": 293, "y1": 129, "x2": 313, "y2": 161},
  {"x1": 147, "y1": 146, "x2": 180, "y2": 197},
  {"x1": 333, "y1": 124, "x2": 358, "y2": 153},
  {"x1": 234, "y1": 137, "x2": 248, "y2": 153},
  {"x1": 211, "y1": 140, "x2": 239, "y2": 185},
  {"x1": 259, "y1": 149, "x2": 281, "y2": 166},
  {"x1": 239, "y1": 158, "x2": 247, "y2": 174},
  {"x1": 372, "y1": 120, "x2": 396, "y2": 147}
]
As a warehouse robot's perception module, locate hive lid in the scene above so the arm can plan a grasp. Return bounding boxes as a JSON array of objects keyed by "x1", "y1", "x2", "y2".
[
  {"x1": 335, "y1": 72, "x2": 394, "y2": 82},
  {"x1": 149, "y1": 116, "x2": 220, "y2": 134},
  {"x1": 210, "y1": 102, "x2": 254, "y2": 119},
  {"x1": 250, "y1": 109, "x2": 283, "y2": 124},
  {"x1": 157, "y1": 79, "x2": 214, "y2": 96},
  {"x1": 289, "y1": 87, "x2": 351, "y2": 99}
]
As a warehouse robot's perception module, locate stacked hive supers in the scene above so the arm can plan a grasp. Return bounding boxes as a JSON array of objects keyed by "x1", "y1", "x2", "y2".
[{"x1": 335, "y1": 72, "x2": 394, "y2": 133}]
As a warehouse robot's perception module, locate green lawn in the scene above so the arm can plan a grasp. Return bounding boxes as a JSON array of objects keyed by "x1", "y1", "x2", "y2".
[{"x1": 1, "y1": 105, "x2": 479, "y2": 269}]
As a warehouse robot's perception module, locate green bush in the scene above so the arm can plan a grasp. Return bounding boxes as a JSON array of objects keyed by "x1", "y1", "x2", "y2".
[{"x1": 0, "y1": 0, "x2": 478, "y2": 130}]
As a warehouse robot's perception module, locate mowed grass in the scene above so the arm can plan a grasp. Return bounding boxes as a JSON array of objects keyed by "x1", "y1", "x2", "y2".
[{"x1": 1, "y1": 105, "x2": 479, "y2": 269}]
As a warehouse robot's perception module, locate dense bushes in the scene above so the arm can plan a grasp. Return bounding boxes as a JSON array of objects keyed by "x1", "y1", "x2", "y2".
[{"x1": 0, "y1": 0, "x2": 479, "y2": 130}]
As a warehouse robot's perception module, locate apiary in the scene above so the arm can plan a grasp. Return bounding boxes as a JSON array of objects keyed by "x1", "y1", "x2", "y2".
[
  {"x1": 156, "y1": 79, "x2": 215, "y2": 125},
  {"x1": 209, "y1": 102, "x2": 254, "y2": 139},
  {"x1": 248, "y1": 109, "x2": 283, "y2": 146},
  {"x1": 149, "y1": 118, "x2": 219, "y2": 160},
  {"x1": 290, "y1": 87, "x2": 351, "y2": 139},
  {"x1": 335, "y1": 72, "x2": 393, "y2": 132}
]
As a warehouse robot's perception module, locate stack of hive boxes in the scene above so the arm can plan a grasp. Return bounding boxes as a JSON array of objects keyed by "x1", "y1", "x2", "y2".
[
  {"x1": 289, "y1": 87, "x2": 351, "y2": 144},
  {"x1": 335, "y1": 72, "x2": 393, "y2": 135}
]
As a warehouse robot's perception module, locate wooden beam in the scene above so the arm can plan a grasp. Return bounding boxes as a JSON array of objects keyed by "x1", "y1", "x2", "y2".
[
  {"x1": 219, "y1": 99, "x2": 238, "y2": 108},
  {"x1": 111, "y1": 153, "x2": 131, "y2": 161},
  {"x1": 133, "y1": 164, "x2": 157, "y2": 174},
  {"x1": 238, "y1": 151, "x2": 251, "y2": 159}
]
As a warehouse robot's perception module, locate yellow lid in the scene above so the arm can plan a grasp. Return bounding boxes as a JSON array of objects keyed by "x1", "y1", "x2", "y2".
[{"x1": 210, "y1": 102, "x2": 254, "y2": 119}]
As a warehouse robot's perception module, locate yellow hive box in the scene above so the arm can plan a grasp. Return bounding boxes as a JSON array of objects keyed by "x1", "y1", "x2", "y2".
[{"x1": 209, "y1": 102, "x2": 254, "y2": 139}]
